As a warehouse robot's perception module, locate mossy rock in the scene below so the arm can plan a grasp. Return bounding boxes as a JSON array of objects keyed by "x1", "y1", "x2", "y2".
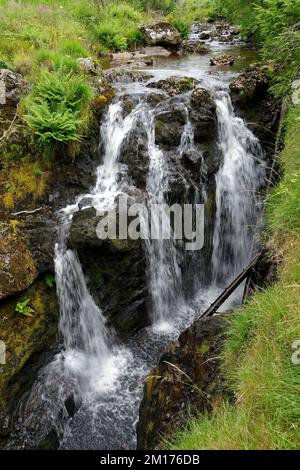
[
  {"x1": 0, "y1": 222, "x2": 37, "y2": 300},
  {"x1": 0, "y1": 279, "x2": 58, "y2": 410}
]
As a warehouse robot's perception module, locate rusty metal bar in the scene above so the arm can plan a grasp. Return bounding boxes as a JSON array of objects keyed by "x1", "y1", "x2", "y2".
[{"x1": 202, "y1": 252, "x2": 263, "y2": 317}]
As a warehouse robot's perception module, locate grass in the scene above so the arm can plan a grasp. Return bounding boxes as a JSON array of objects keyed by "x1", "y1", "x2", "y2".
[{"x1": 167, "y1": 104, "x2": 300, "y2": 450}]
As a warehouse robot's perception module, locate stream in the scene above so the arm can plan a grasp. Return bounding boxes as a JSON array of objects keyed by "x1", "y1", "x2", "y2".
[{"x1": 8, "y1": 31, "x2": 266, "y2": 450}]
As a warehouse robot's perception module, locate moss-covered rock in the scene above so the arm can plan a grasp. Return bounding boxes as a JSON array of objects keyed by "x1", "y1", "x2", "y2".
[{"x1": 0, "y1": 279, "x2": 58, "y2": 418}]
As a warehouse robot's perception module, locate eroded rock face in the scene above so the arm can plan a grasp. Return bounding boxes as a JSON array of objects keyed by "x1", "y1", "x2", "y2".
[
  {"x1": 137, "y1": 315, "x2": 230, "y2": 449},
  {"x1": 69, "y1": 199, "x2": 149, "y2": 333},
  {"x1": 147, "y1": 76, "x2": 199, "y2": 97},
  {"x1": 230, "y1": 65, "x2": 269, "y2": 107},
  {"x1": 139, "y1": 23, "x2": 182, "y2": 48},
  {"x1": 155, "y1": 105, "x2": 186, "y2": 148},
  {"x1": 0, "y1": 223, "x2": 37, "y2": 300}
]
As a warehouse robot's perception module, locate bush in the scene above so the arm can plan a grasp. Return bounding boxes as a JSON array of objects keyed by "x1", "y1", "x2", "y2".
[{"x1": 24, "y1": 70, "x2": 93, "y2": 149}]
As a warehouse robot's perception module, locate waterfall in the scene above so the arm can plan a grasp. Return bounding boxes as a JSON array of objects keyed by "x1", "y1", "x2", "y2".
[
  {"x1": 212, "y1": 91, "x2": 265, "y2": 284},
  {"x1": 141, "y1": 107, "x2": 185, "y2": 331},
  {"x1": 53, "y1": 100, "x2": 138, "y2": 397}
]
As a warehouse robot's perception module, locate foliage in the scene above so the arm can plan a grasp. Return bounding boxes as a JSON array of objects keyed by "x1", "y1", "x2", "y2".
[
  {"x1": 44, "y1": 274, "x2": 56, "y2": 288},
  {"x1": 167, "y1": 0, "x2": 217, "y2": 38},
  {"x1": 15, "y1": 298, "x2": 35, "y2": 317},
  {"x1": 213, "y1": 0, "x2": 300, "y2": 96},
  {"x1": 24, "y1": 70, "x2": 93, "y2": 148},
  {"x1": 168, "y1": 105, "x2": 300, "y2": 450}
]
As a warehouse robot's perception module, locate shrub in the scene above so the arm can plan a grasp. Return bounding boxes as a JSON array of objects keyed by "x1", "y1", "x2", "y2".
[{"x1": 24, "y1": 70, "x2": 93, "y2": 149}]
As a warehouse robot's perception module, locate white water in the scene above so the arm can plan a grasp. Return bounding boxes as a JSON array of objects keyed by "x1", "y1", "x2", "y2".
[{"x1": 212, "y1": 91, "x2": 265, "y2": 284}]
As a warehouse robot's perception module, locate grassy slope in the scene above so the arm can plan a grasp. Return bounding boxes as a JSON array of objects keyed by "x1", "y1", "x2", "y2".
[{"x1": 168, "y1": 105, "x2": 300, "y2": 450}]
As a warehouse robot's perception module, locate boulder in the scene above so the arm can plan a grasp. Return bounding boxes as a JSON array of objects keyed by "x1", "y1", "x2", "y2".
[
  {"x1": 229, "y1": 65, "x2": 269, "y2": 107},
  {"x1": 210, "y1": 54, "x2": 234, "y2": 66},
  {"x1": 0, "y1": 69, "x2": 29, "y2": 105},
  {"x1": 104, "y1": 68, "x2": 152, "y2": 84},
  {"x1": 139, "y1": 23, "x2": 182, "y2": 48},
  {"x1": 147, "y1": 76, "x2": 199, "y2": 96},
  {"x1": 180, "y1": 40, "x2": 209, "y2": 55},
  {"x1": 76, "y1": 57, "x2": 100, "y2": 74}
]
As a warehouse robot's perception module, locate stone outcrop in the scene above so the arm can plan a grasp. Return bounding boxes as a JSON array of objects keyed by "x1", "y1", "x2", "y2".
[
  {"x1": 137, "y1": 315, "x2": 230, "y2": 449},
  {"x1": 230, "y1": 65, "x2": 270, "y2": 106},
  {"x1": 139, "y1": 23, "x2": 182, "y2": 49},
  {"x1": 147, "y1": 76, "x2": 199, "y2": 96},
  {"x1": 69, "y1": 200, "x2": 149, "y2": 333}
]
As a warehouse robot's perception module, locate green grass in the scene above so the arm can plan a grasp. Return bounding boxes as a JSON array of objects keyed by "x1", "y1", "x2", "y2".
[{"x1": 167, "y1": 105, "x2": 300, "y2": 450}]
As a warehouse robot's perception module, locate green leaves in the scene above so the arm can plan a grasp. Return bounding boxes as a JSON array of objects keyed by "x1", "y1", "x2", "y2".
[
  {"x1": 24, "y1": 70, "x2": 93, "y2": 149},
  {"x1": 15, "y1": 298, "x2": 35, "y2": 317}
]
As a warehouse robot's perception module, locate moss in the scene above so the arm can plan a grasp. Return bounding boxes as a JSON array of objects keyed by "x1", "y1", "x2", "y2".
[
  {"x1": 0, "y1": 280, "x2": 58, "y2": 407},
  {"x1": 0, "y1": 160, "x2": 49, "y2": 211}
]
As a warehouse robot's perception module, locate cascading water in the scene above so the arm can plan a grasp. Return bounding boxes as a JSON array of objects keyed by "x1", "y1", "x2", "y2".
[
  {"x1": 142, "y1": 107, "x2": 185, "y2": 330},
  {"x1": 6, "y1": 37, "x2": 269, "y2": 451},
  {"x1": 212, "y1": 91, "x2": 265, "y2": 285}
]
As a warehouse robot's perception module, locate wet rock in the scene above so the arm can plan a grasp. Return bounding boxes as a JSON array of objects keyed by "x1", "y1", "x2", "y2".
[
  {"x1": 16, "y1": 207, "x2": 58, "y2": 274},
  {"x1": 104, "y1": 68, "x2": 152, "y2": 84},
  {"x1": 189, "y1": 88, "x2": 217, "y2": 144},
  {"x1": 210, "y1": 54, "x2": 235, "y2": 66},
  {"x1": 69, "y1": 199, "x2": 149, "y2": 333},
  {"x1": 0, "y1": 279, "x2": 58, "y2": 445},
  {"x1": 121, "y1": 125, "x2": 149, "y2": 187},
  {"x1": 0, "y1": 69, "x2": 29, "y2": 105},
  {"x1": 139, "y1": 23, "x2": 182, "y2": 49},
  {"x1": 76, "y1": 57, "x2": 100, "y2": 74},
  {"x1": 154, "y1": 105, "x2": 186, "y2": 148},
  {"x1": 180, "y1": 40, "x2": 209, "y2": 55},
  {"x1": 199, "y1": 31, "x2": 211, "y2": 40},
  {"x1": 137, "y1": 315, "x2": 230, "y2": 449},
  {"x1": 147, "y1": 76, "x2": 199, "y2": 97},
  {"x1": 230, "y1": 65, "x2": 269, "y2": 107},
  {"x1": 143, "y1": 46, "x2": 171, "y2": 57},
  {"x1": 0, "y1": 223, "x2": 37, "y2": 300}
]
